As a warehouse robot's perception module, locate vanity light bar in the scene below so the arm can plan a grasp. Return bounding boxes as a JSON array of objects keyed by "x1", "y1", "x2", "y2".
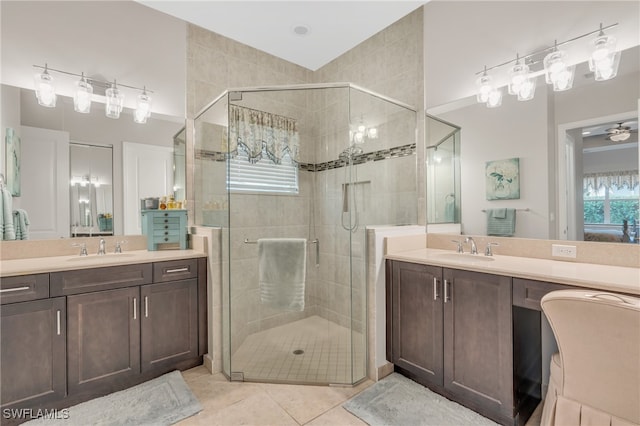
[
  {"x1": 474, "y1": 23, "x2": 621, "y2": 106},
  {"x1": 32, "y1": 64, "x2": 154, "y2": 122},
  {"x1": 474, "y1": 23, "x2": 618, "y2": 76}
]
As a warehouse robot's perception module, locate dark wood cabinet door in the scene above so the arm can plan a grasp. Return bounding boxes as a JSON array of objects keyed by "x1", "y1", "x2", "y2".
[
  {"x1": 443, "y1": 268, "x2": 513, "y2": 424},
  {"x1": 1, "y1": 297, "x2": 66, "y2": 409},
  {"x1": 141, "y1": 279, "x2": 198, "y2": 373},
  {"x1": 67, "y1": 287, "x2": 140, "y2": 394},
  {"x1": 390, "y1": 261, "x2": 444, "y2": 387}
]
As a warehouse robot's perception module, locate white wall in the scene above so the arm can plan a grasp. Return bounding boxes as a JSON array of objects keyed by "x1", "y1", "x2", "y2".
[{"x1": 439, "y1": 90, "x2": 551, "y2": 238}]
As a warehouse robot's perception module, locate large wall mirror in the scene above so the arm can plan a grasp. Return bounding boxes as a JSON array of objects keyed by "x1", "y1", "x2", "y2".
[
  {"x1": 0, "y1": 1, "x2": 186, "y2": 242},
  {"x1": 424, "y1": 1, "x2": 639, "y2": 244}
]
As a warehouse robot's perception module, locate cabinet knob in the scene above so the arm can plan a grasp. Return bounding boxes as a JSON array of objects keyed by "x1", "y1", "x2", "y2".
[
  {"x1": 164, "y1": 212, "x2": 169, "y2": 217},
  {"x1": 164, "y1": 237, "x2": 169, "y2": 242},
  {"x1": 164, "y1": 225, "x2": 168, "y2": 229}
]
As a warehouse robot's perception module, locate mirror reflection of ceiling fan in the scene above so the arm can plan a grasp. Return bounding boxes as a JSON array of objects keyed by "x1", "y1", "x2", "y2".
[{"x1": 605, "y1": 122, "x2": 638, "y2": 142}]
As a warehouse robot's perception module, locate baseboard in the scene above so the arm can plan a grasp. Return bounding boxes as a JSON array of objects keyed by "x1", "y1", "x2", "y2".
[
  {"x1": 376, "y1": 362, "x2": 394, "y2": 381},
  {"x1": 203, "y1": 354, "x2": 216, "y2": 374}
]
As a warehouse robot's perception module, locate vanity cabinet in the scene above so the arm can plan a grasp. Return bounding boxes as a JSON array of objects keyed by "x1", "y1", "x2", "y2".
[
  {"x1": 67, "y1": 287, "x2": 141, "y2": 394},
  {"x1": 0, "y1": 256, "x2": 207, "y2": 416},
  {"x1": 387, "y1": 260, "x2": 513, "y2": 425},
  {"x1": 141, "y1": 278, "x2": 198, "y2": 372},
  {"x1": 62, "y1": 258, "x2": 202, "y2": 396},
  {"x1": 0, "y1": 297, "x2": 66, "y2": 410}
]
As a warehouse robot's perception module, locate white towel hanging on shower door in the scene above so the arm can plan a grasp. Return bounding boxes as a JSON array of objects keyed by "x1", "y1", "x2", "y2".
[{"x1": 258, "y1": 238, "x2": 306, "y2": 312}]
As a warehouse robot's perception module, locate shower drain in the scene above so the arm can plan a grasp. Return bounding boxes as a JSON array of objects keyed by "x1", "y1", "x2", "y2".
[{"x1": 292, "y1": 349, "x2": 304, "y2": 355}]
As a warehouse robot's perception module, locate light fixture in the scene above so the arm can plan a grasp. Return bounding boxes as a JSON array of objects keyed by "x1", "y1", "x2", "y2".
[
  {"x1": 475, "y1": 66, "x2": 493, "y2": 104},
  {"x1": 486, "y1": 87, "x2": 503, "y2": 108},
  {"x1": 609, "y1": 132, "x2": 631, "y2": 142},
  {"x1": 351, "y1": 117, "x2": 378, "y2": 144},
  {"x1": 73, "y1": 72, "x2": 93, "y2": 113},
  {"x1": 34, "y1": 63, "x2": 57, "y2": 107},
  {"x1": 543, "y1": 42, "x2": 575, "y2": 92},
  {"x1": 589, "y1": 23, "x2": 621, "y2": 81},
  {"x1": 105, "y1": 80, "x2": 124, "y2": 119},
  {"x1": 134, "y1": 87, "x2": 152, "y2": 124},
  {"x1": 508, "y1": 55, "x2": 536, "y2": 101},
  {"x1": 473, "y1": 23, "x2": 620, "y2": 107},
  {"x1": 32, "y1": 64, "x2": 153, "y2": 123}
]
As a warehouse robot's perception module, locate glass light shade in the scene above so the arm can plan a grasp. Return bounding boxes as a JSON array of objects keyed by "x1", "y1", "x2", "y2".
[
  {"x1": 543, "y1": 50, "x2": 574, "y2": 91},
  {"x1": 367, "y1": 127, "x2": 378, "y2": 139},
  {"x1": 476, "y1": 73, "x2": 493, "y2": 103},
  {"x1": 353, "y1": 131, "x2": 364, "y2": 144},
  {"x1": 105, "y1": 85, "x2": 124, "y2": 119},
  {"x1": 589, "y1": 34, "x2": 620, "y2": 81},
  {"x1": 508, "y1": 62, "x2": 529, "y2": 96},
  {"x1": 73, "y1": 78, "x2": 93, "y2": 113},
  {"x1": 516, "y1": 76, "x2": 537, "y2": 101},
  {"x1": 34, "y1": 71, "x2": 57, "y2": 107},
  {"x1": 609, "y1": 132, "x2": 631, "y2": 142},
  {"x1": 134, "y1": 92, "x2": 152, "y2": 124},
  {"x1": 486, "y1": 87, "x2": 502, "y2": 108}
]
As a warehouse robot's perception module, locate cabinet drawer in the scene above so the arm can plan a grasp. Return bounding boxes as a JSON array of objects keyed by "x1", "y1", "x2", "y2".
[
  {"x1": 50, "y1": 263, "x2": 153, "y2": 296},
  {"x1": 152, "y1": 229, "x2": 181, "y2": 237},
  {"x1": 152, "y1": 217, "x2": 182, "y2": 226},
  {"x1": 0, "y1": 274, "x2": 49, "y2": 304},
  {"x1": 152, "y1": 235, "x2": 181, "y2": 244},
  {"x1": 153, "y1": 259, "x2": 198, "y2": 283},
  {"x1": 513, "y1": 278, "x2": 574, "y2": 311}
]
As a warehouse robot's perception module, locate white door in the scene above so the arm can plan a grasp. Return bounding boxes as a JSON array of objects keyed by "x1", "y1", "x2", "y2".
[
  {"x1": 122, "y1": 142, "x2": 173, "y2": 235},
  {"x1": 14, "y1": 126, "x2": 70, "y2": 239}
]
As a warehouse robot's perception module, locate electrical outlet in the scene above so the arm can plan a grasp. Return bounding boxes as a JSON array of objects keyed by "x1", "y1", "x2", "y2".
[{"x1": 551, "y1": 244, "x2": 577, "y2": 258}]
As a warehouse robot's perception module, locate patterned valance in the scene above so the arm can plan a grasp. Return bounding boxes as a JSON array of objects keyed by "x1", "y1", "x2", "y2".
[
  {"x1": 583, "y1": 170, "x2": 639, "y2": 190},
  {"x1": 228, "y1": 104, "x2": 299, "y2": 163}
]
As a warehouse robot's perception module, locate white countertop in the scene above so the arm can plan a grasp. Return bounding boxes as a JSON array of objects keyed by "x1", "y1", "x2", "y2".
[
  {"x1": 386, "y1": 248, "x2": 640, "y2": 295},
  {"x1": 0, "y1": 249, "x2": 207, "y2": 277}
]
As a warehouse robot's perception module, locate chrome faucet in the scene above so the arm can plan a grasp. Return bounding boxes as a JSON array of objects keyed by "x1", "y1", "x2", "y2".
[
  {"x1": 72, "y1": 242, "x2": 88, "y2": 256},
  {"x1": 97, "y1": 238, "x2": 106, "y2": 256},
  {"x1": 464, "y1": 237, "x2": 478, "y2": 255},
  {"x1": 451, "y1": 240, "x2": 464, "y2": 253},
  {"x1": 114, "y1": 240, "x2": 127, "y2": 254}
]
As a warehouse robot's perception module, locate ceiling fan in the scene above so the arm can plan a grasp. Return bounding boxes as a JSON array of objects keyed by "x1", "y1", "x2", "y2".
[{"x1": 605, "y1": 122, "x2": 637, "y2": 142}]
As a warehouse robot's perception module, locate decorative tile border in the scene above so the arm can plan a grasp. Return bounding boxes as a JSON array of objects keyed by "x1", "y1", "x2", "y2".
[{"x1": 195, "y1": 143, "x2": 416, "y2": 171}]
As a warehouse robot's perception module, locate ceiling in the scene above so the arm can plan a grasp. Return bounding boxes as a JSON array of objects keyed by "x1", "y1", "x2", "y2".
[{"x1": 136, "y1": 1, "x2": 427, "y2": 71}]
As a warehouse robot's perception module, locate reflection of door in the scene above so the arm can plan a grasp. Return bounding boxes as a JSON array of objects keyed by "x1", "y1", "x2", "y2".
[
  {"x1": 15, "y1": 126, "x2": 69, "y2": 239},
  {"x1": 122, "y1": 142, "x2": 173, "y2": 235}
]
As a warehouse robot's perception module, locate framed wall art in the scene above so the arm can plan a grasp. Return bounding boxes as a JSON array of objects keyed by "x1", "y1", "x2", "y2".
[{"x1": 486, "y1": 157, "x2": 519, "y2": 200}]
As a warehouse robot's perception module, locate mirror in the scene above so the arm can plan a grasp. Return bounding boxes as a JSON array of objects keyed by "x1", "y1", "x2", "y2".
[
  {"x1": 428, "y1": 46, "x2": 639, "y2": 242},
  {"x1": 1, "y1": 84, "x2": 184, "y2": 240},
  {"x1": 70, "y1": 143, "x2": 113, "y2": 237}
]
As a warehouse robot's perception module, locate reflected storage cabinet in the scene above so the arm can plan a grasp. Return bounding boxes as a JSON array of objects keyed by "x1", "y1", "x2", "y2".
[
  {"x1": 0, "y1": 257, "x2": 207, "y2": 421},
  {"x1": 141, "y1": 209, "x2": 188, "y2": 251}
]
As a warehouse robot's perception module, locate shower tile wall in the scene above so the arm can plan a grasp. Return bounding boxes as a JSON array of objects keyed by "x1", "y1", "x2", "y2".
[{"x1": 187, "y1": 7, "x2": 425, "y2": 380}]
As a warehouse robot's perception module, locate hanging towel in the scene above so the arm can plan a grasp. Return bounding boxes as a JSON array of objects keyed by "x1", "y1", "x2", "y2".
[
  {"x1": 486, "y1": 208, "x2": 516, "y2": 236},
  {"x1": 13, "y1": 209, "x2": 30, "y2": 240},
  {"x1": 258, "y1": 238, "x2": 306, "y2": 312},
  {"x1": 0, "y1": 187, "x2": 15, "y2": 240}
]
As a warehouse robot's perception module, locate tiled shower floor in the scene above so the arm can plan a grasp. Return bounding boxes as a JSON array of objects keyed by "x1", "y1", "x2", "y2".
[{"x1": 230, "y1": 316, "x2": 366, "y2": 384}]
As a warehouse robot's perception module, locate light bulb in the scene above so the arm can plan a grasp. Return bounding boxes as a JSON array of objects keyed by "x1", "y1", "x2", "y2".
[
  {"x1": 476, "y1": 73, "x2": 493, "y2": 103},
  {"x1": 105, "y1": 81, "x2": 124, "y2": 119},
  {"x1": 486, "y1": 88, "x2": 502, "y2": 108},
  {"x1": 134, "y1": 90, "x2": 152, "y2": 124},
  {"x1": 34, "y1": 67, "x2": 57, "y2": 108},
  {"x1": 74, "y1": 74, "x2": 93, "y2": 113}
]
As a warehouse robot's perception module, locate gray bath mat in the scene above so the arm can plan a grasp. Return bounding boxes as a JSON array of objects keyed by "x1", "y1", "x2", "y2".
[
  {"x1": 343, "y1": 373, "x2": 498, "y2": 426},
  {"x1": 26, "y1": 370, "x2": 202, "y2": 425}
]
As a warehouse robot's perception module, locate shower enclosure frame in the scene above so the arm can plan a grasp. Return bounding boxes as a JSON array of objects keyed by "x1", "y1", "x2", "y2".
[{"x1": 193, "y1": 82, "x2": 417, "y2": 387}]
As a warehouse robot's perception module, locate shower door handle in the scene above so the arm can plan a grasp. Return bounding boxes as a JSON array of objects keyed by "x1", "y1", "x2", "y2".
[{"x1": 311, "y1": 239, "x2": 319, "y2": 267}]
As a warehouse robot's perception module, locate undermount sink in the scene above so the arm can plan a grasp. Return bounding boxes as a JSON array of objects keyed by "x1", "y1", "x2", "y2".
[
  {"x1": 434, "y1": 253, "x2": 495, "y2": 262},
  {"x1": 66, "y1": 253, "x2": 137, "y2": 261}
]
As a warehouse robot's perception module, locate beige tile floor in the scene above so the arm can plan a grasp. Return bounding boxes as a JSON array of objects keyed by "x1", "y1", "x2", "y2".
[
  {"x1": 178, "y1": 366, "x2": 371, "y2": 425},
  {"x1": 231, "y1": 316, "x2": 366, "y2": 384},
  {"x1": 179, "y1": 366, "x2": 544, "y2": 426}
]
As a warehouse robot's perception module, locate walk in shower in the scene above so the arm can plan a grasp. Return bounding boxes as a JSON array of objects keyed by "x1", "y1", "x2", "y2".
[{"x1": 194, "y1": 83, "x2": 416, "y2": 385}]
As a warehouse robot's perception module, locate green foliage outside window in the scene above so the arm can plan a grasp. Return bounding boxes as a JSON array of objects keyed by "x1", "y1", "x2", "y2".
[{"x1": 584, "y1": 199, "x2": 639, "y2": 224}]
